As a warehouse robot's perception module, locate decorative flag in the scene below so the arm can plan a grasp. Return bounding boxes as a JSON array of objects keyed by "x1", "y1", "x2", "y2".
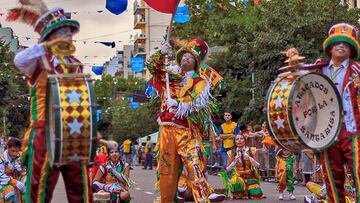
[
  {"x1": 174, "y1": 6, "x2": 190, "y2": 24},
  {"x1": 128, "y1": 97, "x2": 134, "y2": 102},
  {"x1": 145, "y1": 83, "x2": 157, "y2": 98},
  {"x1": 92, "y1": 66, "x2": 104, "y2": 75},
  {"x1": 106, "y1": 0, "x2": 127, "y2": 15},
  {"x1": 217, "y1": 3, "x2": 223, "y2": 9},
  {"x1": 130, "y1": 102, "x2": 139, "y2": 109},
  {"x1": 208, "y1": 3, "x2": 213, "y2": 9},
  {"x1": 130, "y1": 56, "x2": 145, "y2": 72},
  {"x1": 95, "y1": 41, "x2": 116, "y2": 48},
  {"x1": 143, "y1": 0, "x2": 180, "y2": 13}
]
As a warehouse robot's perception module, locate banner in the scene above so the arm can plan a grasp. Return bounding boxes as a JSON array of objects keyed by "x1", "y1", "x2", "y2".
[
  {"x1": 174, "y1": 6, "x2": 190, "y2": 24},
  {"x1": 92, "y1": 66, "x2": 104, "y2": 75},
  {"x1": 130, "y1": 56, "x2": 145, "y2": 73}
]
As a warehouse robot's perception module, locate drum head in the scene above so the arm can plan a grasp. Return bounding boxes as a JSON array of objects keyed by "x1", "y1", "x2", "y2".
[{"x1": 288, "y1": 72, "x2": 342, "y2": 150}]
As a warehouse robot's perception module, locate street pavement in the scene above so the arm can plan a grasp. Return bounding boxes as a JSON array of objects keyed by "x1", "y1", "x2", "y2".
[{"x1": 52, "y1": 165, "x2": 312, "y2": 202}]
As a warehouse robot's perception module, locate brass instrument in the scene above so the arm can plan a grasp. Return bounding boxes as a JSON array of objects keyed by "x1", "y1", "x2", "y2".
[
  {"x1": 49, "y1": 39, "x2": 76, "y2": 74},
  {"x1": 50, "y1": 39, "x2": 76, "y2": 57}
]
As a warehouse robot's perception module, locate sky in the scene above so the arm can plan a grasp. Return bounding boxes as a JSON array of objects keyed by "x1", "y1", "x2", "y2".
[{"x1": 0, "y1": 0, "x2": 139, "y2": 75}]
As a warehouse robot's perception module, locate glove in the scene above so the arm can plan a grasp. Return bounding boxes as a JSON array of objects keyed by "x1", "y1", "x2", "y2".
[
  {"x1": 106, "y1": 165, "x2": 113, "y2": 173},
  {"x1": 161, "y1": 42, "x2": 171, "y2": 55},
  {"x1": 166, "y1": 98, "x2": 178, "y2": 109},
  {"x1": 15, "y1": 180, "x2": 26, "y2": 192}
]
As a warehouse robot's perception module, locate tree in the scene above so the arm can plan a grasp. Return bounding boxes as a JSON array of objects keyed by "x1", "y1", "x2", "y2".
[
  {"x1": 94, "y1": 75, "x2": 160, "y2": 142},
  {"x1": 173, "y1": 0, "x2": 360, "y2": 126},
  {"x1": 0, "y1": 40, "x2": 29, "y2": 138}
]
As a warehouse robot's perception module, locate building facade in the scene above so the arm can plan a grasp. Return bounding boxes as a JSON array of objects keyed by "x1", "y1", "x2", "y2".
[
  {"x1": 0, "y1": 26, "x2": 20, "y2": 53},
  {"x1": 133, "y1": 0, "x2": 172, "y2": 80}
]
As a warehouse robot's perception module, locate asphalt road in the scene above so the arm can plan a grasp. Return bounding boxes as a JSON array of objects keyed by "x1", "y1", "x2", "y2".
[{"x1": 51, "y1": 165, "x2": 312, "y2": 203}]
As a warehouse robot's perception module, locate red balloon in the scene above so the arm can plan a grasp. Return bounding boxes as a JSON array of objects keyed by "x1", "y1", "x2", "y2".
[{"x1": 144, "y1": 0, "x2": 180, "y2": 14}]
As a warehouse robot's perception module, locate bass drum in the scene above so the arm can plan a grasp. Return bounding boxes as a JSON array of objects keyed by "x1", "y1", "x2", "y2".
[
  {"x1": 266, "y1": 71, "x2": 342, "y2": 152},
  {"x1": 46, "y1": 74, "x2": 97, "y2": 166}
]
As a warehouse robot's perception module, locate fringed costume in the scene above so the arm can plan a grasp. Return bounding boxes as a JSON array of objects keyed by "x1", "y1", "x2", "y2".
[
  {"x1": 8, "y1": 2, "x2": 91, "y2": 202},
  {"x1": 148, "y1": 38, "x2": 220, "y2": 203}
]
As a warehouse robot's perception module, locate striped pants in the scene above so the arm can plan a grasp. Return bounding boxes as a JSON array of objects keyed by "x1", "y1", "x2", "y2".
[
  {"x1": 22, "y1": 125, "x2": 91, "y2": 203},
  {"x1": 322, "y1": 130, "x2": 360, "y2": 203}
]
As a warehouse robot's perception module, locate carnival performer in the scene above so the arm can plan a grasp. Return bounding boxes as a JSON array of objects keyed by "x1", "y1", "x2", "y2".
[
  {"x1": 7, "y1": 1, "x2": 92, "y2": 202},
  {"x1": 147, "y1": 38, "x2": 225, "y2": 202},
  {"x1": 92, "y1": 144, "x2": 131, "y2": 203},
  {"x1": 286, "y1": 22, "x2": 360, "y2": 203},
  {"x1": 276, "y1": 148, "x2": 296, "y2": 200},
  {"x1": 0, "y1": 138, "x2": 26, "y2": 203},
  {"x1": 220, "y1": 134, "x2": 265, "y2": 200}
]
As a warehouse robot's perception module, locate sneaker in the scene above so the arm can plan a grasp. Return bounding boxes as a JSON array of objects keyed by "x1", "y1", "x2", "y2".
[
  {"x1": 289, "y1": 194, "x2": 296, "y2": 200},
  {"x1": 212, "y1": 163, "x2": 220, "y2": 168},
  {"x1": 278, "y1": 193, "x2": 284, "y2": 200},
  {"x1": 177, "y1": 196, "x2": 185, "y2": 203},
  {"x1": 208, "y1": 193, "x2": 226, "y2": 202}
]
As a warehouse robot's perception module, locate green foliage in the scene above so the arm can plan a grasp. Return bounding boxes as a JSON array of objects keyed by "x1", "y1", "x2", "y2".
[
  {"x1": 94, "y1": 76, "x2": 160, "y2": 142},
  {"x1": 0, "y1": 40, "x2": 29, "y2": 138},
  {"x1": 173, "y1": 0, "x2": 360, "y2": 126}
]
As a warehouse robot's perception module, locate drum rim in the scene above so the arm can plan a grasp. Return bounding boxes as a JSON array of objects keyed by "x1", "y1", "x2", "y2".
[
  {"x1": 287, "y1": 72, "x2": 343, "y2": 151},
  {"x1": 266, "y1": 77, "x2": 292, "y2": 151},
  {"x1": 46, "y1": 76, "x2": 63, "y2": 167},
  {"x1": 86, "y1": 78, "x2": 97, "y2": 165}
]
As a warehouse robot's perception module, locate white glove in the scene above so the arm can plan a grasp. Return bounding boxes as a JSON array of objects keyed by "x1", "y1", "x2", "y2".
[
  {"x1": 166, "y1": 98, "x2": 178, "y2": 109},
  {"x1": 15, "y1": 180, "x2": 26, "y2": 192},
  {"x1": 106, "y1": 165, "x2": 113, "y2": 173},
  {"x1": 161, "y1": 42, "x2": 171, "y2": 54}
]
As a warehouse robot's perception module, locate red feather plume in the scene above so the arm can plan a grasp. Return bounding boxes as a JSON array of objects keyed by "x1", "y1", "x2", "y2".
[{"x1": 6, "y1": 7, "x2": 40, "y2": 26}]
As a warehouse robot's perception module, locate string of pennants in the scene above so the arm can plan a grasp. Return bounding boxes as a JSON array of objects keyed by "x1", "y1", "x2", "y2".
[{"x1": 0, "y1": 0, "x2": 260, "y2": 18}]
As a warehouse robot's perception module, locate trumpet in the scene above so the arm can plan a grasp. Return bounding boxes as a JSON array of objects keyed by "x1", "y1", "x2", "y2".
[{"x1": 50, "y1": 39, "x2": 76, "y2": 57}]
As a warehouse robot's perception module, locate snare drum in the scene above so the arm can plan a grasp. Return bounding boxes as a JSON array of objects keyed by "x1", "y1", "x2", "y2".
[
  {"x1": 93, "y1": 191, "x2": 110, "y2": 203},
  {"x1": 266, "y1": 72, "x2": 342, "y2": 152},
  {"x1": 46, "y1": 74, "x2": 97, "y2": 166}
]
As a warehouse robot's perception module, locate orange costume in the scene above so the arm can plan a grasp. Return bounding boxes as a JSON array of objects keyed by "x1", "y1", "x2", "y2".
[{"x1": 148, "y1": 39, "x2": 218, "y2": 203}]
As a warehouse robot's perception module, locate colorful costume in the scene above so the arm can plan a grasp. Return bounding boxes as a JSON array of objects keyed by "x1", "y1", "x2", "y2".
[
  {"x1": 148, "y1": 38, "x2": 218, "y2": 203},
  {"x1": 220, "y1": 146, "x2": 264, "y2": 199},
  {"x1": 93, "y1": 160, "x2": 131, "y2": 201},
  {"x1": 0, "y1": 150, "x2": 26, "y2": 203},
  {"x1": 304, "y1": 23, "x2": 360, "y2": 203},
  {"x1": 276, "y1": 151, "x2": 295, "y2": 193},
  {"x1": 8, "y1": 3, "x2": 90, "y2": 202}
]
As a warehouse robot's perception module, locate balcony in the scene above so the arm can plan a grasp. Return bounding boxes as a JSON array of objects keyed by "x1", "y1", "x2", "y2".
[
  {"x1": 133, "y1": 45, "x2": 146, "y2": 57},
  {"x1": 134, "y1": 15, "x2": 146, "y2": 30},
  {"x1": 133, "y1": 0, "x2": 146, "y2": 15},
  {"x1": 134, "y1": 33, "x2": 147, "y2": 43}
]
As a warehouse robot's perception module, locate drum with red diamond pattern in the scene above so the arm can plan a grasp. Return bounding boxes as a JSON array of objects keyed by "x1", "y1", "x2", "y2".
[
  {"x1": 266, "y1": 71, "x2": 342, "y2": 152},
  {"x1": 46, "y1": 74, "x2": 97, "y2": 166}
]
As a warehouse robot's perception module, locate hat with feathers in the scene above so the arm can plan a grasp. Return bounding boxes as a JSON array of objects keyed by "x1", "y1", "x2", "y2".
[{"x1": 6, "y1": 0, "x2": 79, "y2": 42}]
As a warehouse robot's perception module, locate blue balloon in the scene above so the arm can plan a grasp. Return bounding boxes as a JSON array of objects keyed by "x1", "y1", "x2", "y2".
[{"x1": 106, "y1": 0, "x2": 127, "y2": 15}]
